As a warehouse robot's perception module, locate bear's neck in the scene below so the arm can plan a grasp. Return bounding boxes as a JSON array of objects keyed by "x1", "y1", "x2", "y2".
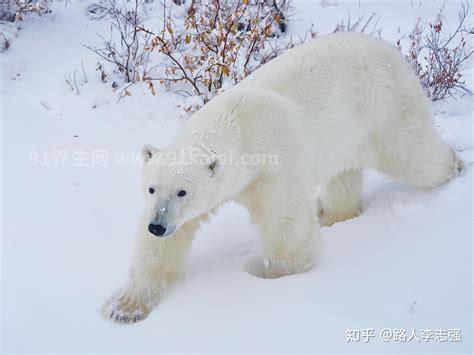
[{"x1": 171, "y1": 90, "x2": 244, "y2": 155}]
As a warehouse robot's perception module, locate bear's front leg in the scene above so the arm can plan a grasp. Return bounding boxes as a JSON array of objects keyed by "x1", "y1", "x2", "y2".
[
  {"x1": 102, "y1": 213, "x2": 204, "y2": 324},
  {"x1": 240, "y1": 178, "x2": 323, "y2": 279}
]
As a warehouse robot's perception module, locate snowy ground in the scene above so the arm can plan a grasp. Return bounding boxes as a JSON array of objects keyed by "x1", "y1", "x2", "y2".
[{"x1": 1, "y1": 0, "x2": 472, "y2": 353}]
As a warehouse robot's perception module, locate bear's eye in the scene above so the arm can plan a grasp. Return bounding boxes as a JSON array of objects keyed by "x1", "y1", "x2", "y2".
[
  {"x1": 148, "y1": 187, "x2": 155, "y2": 194},
  {"x1": 177, "y1": 190, "x2": 187, "y2": 197}
]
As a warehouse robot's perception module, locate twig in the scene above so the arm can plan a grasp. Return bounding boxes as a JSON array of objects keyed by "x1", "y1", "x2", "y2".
[{"x1": 80, "y1": 60, "x2": 88, "y2": 83}]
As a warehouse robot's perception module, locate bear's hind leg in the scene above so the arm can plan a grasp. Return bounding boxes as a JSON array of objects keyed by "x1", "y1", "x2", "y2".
[
  {"x1": 318, "y1": 168, "x2": 363, "y2": 227},
  {"x1": 376, "y1": 126, "x2": 461, "y2": 189}
]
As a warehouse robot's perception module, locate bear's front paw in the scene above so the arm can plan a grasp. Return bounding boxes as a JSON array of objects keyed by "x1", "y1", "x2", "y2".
[{"x1": 101, "y1": 287, "x2": 152, "y2": 324}]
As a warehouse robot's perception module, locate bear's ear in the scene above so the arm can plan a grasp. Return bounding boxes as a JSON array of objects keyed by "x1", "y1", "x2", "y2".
[{"x1": 142, "y1": 144, "x2": 159, "y2": 163}]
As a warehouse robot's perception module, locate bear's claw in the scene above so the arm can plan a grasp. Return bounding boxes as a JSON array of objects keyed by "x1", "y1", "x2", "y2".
[{"x1": 109, "y1": 311, "x2": 142, "y2": 324}]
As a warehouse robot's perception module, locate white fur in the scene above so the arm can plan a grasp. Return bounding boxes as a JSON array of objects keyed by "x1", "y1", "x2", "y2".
[{"x1": 102, "y1": 33, "x2": 459, "y2": 323}]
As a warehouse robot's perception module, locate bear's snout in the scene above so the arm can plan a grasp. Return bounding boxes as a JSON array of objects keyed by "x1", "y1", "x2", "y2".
[{"x1": 148, "y1": 223, "x2": 166, "y2": 237}]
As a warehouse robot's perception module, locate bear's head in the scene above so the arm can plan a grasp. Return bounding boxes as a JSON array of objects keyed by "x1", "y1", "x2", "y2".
[{"x1": 140, "y1": 143, "x2": 231, "y2": 237}]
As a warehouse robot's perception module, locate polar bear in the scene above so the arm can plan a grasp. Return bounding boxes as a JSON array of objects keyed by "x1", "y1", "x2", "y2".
[{"x1": 102, "y1": 33, "x2": 460, "y2": 323}]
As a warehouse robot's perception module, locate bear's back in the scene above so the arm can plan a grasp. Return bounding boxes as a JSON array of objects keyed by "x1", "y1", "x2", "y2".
[{"x1": 237, "y1": 32, "x2": 419, "y2": 118}]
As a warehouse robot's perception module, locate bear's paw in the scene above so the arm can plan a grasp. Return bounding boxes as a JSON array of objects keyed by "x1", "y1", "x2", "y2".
[{"x1": 101, "y1": 287, "x2": 152, "y2": 324}]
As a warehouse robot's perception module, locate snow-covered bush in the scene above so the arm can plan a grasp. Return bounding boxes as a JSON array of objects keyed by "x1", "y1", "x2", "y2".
[
  {"x1": 333, "y1": 2, "x2": 472, "y2": 102},
  {"x1": 143, "y1": 0, "x2": 296, "y2": 112},
  {"x1": 0, "y1": 0, "x2": 50, "y2": 22},
  {"x1": 0, "y1": 0, "x2": 51, "y2": 52},
  {"x1": 398, "y1": 1, "x2": 472, "y2": 101},
  {"x1": 89, "y1": 0, "x2": 304, "y2": 111}
]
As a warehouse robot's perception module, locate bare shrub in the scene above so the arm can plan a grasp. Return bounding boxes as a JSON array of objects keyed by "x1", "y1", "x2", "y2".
[
  {"x1": 65, "y1": 61, "x2": 88, "y2": 96},
  {"x1": 87, "y1": 0, "x2": 152, "y2": 86},
  {"x1": 333, "y1": 13, "x2": 382, "y2": 37},
  {"x1": 398, "y1": 1, "x2": 473, "y2": 101}
]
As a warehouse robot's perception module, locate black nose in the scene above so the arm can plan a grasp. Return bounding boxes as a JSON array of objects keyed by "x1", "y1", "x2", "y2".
[{"x1": 148, "y1": 223, "x2": 166, "y2": 237}]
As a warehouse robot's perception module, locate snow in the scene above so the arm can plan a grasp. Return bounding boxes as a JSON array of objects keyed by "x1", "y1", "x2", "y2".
[{"x1": 1, "y1": 0, "x2": 472, "y2": 353}]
